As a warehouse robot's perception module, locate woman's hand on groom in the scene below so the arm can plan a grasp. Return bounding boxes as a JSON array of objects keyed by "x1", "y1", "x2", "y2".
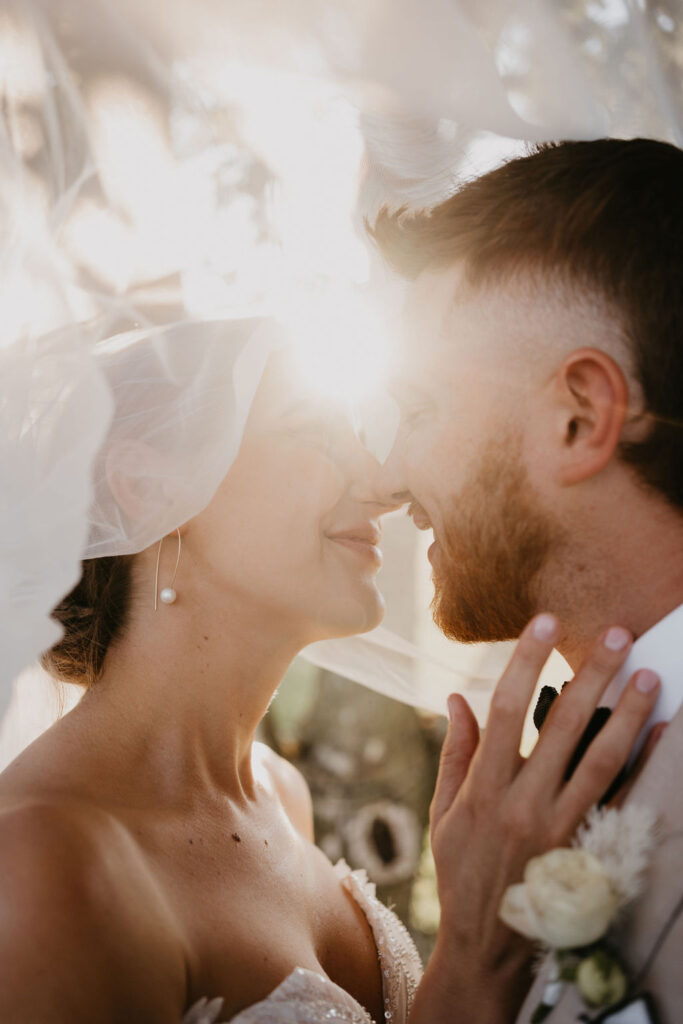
[{"x1": 409, "y1": 614, "x2": 661, "y2": 1024}]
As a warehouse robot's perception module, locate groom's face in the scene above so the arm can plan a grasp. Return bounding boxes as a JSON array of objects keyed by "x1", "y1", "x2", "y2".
[{"x1": 380, "y1": 265, "x2": 563, "y2": 642}]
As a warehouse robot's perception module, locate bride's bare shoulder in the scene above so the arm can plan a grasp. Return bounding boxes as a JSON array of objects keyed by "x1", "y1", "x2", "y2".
[
  {"x1": 253, "y1": 741, "x2": 314, "y2": 841},
  {"x1": 0, "y1": 798, "x2": 186, "y2": 1022}
]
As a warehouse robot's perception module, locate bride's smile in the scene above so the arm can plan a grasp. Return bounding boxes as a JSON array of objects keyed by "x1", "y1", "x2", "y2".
[{"x1": 325, "y1": 521, "x2": 383, "y2": 565}]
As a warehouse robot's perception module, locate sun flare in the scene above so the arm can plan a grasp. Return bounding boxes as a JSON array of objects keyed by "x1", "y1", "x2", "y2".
[{"x1": 284, "y1": 285, "x2": 393, "y2": 408}]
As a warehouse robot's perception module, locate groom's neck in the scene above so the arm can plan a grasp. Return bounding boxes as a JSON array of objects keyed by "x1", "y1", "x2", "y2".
[{"x1": 546, "y1": 492, "x2": 683, "y2": 674}]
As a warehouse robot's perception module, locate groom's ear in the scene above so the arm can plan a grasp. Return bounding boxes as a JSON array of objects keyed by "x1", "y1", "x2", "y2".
[{"x1": 553, "y1": 347, "x2": 629, "y2": 487}]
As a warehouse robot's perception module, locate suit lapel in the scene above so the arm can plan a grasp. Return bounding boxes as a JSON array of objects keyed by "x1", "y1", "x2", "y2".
[{"x1": 616, "y1": 703, "x2": 683, "y2": 981}]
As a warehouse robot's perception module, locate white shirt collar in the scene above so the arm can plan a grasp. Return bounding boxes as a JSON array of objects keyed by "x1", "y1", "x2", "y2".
[{"x1": 602, "y1": 602, "x2": 683, "y2": 758}]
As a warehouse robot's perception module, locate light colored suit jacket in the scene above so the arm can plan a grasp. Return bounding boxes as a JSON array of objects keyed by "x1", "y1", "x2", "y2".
[{"x1": 516, "y1": 704, "x2": 683, "y2": 1023}]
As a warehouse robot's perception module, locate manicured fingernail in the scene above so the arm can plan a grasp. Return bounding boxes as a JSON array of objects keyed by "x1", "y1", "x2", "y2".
[
  {"x1": 604, "y1": 626, "x2": 631, "y2": 651},
  {"x1": 635, "y1": 669, "x2": 660, "y2": 694},
  {"x1": 533, "y1": 614, "x2": 558, "y2": 641},
  {"x1": 447, "y1": 694, "x2": 457, "y2": 724}
]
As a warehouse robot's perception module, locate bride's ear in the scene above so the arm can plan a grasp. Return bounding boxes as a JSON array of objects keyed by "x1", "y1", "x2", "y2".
[{"x1": 105, "y1": 439, "x2": 175, "y2": 523}]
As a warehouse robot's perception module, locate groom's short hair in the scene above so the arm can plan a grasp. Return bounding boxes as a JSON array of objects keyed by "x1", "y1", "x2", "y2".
[{"x1": 370, "y1": 138, "x2": 683, "y2": 511}]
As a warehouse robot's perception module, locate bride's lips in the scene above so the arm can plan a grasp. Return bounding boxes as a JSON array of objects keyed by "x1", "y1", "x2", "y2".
[{"x1": 326, "y1": 525, "x2": 383, "y2": 568}]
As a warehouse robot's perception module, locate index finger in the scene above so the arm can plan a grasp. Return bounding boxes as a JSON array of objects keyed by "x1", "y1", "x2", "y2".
[{"x1": 471, "y1": 614, "x2": 560, "y2": 791}]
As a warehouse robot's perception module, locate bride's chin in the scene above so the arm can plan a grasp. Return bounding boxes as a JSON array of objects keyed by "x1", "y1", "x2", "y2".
[
  {"x1": 341, "y1": 590, "x2": 386, "y2": 636},
  {"x1": 310, "y1": 589, "x2": 385, "y2": 642}
]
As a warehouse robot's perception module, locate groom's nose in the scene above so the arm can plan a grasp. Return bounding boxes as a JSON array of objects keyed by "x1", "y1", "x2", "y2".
[{"x1": 373, "y1": 447, "x2": 412, "y2": 510}]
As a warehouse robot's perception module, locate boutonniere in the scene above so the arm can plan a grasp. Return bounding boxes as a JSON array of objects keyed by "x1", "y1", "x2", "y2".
[{"x1": 499, "y1": 804, "x2": 658, "y2": 1022}]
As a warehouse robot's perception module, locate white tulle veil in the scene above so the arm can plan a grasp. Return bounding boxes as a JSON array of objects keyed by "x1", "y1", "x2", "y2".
[{"x1": 1, "y1": 0, "x2": 682, "y2": 763}]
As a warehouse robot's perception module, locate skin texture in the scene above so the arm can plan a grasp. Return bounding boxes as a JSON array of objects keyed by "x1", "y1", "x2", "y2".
[{"x1": 0, "y1": 343, "x2": 666, "y2": 1023}]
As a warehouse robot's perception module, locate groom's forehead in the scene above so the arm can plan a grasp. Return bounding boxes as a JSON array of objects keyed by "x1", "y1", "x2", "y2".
[
  {"x1": 402, "y1": 262, "x2": 501, "y2": 345},
  {"x1": 403, "y1": 266, "x2": 464, "y2": 339},
  {"x1": 401, "y1": 264, "x2": 496, "y2": 371}
]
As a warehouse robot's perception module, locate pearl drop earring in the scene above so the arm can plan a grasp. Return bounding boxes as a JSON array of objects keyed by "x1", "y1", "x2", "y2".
[{"x1": 154, "y1": 528, "x2": 182, "y2": 610}]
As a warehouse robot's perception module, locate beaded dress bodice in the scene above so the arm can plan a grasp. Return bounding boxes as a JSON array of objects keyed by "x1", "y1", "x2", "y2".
[{"x1": 182, "y1": 861, "x2": 423, "y2": 1024}]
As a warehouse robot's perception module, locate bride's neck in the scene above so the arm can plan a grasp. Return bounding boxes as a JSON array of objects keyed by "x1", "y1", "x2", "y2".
[{"x1": 77, "y1": 581, "x2": 304, "y2": 804}]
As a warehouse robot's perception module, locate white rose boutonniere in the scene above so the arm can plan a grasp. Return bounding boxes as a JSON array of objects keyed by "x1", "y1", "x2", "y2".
[
  {"x1": 499, "y1": 804, "x2": 658, "y2": 1022},
  {"x1": 501, "y1": 847, "x2": 621, "y2": 949}
]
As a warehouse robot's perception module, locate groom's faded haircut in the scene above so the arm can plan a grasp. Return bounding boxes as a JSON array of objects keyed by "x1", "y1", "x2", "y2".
[{"x1": 369, "y1": 138, "x2": 683, "y2": 511}]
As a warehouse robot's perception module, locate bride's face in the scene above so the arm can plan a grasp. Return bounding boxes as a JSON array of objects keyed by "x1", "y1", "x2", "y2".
[{"x1": 185, "y1": 353, "x2": 391, "y2": 642}]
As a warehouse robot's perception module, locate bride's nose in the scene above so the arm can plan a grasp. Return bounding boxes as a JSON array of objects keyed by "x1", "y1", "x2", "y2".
[
  {"x1": 371, "y1": 439, "x2": 412, "y2": 510},
  {"x1": 347, "y1": 444, "x2": 403, "y2": 513}
]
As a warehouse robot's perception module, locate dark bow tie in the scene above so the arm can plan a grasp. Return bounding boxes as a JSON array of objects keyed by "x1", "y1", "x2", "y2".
[{"x1": 533, "y1": 684, "x2": 626, "y2": 805}]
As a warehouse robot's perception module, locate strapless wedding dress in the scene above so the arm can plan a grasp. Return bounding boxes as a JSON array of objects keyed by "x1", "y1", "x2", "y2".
[{"x1": 183, "y1": 860, "x2": 423, "y2": 1024}]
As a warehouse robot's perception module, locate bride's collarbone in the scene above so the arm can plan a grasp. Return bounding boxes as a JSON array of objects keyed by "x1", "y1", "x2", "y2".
[
  {"x1": 0, "y1": 780, "x2": 383, "y2": 1021},
  {"x1": 154, "y1": 819, "x2": 383, "y2": 1021}
]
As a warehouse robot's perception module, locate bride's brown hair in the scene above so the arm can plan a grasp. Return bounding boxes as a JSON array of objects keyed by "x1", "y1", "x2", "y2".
[{"x1": 41, "y1": 556, "x2": 135, "y2": 688}]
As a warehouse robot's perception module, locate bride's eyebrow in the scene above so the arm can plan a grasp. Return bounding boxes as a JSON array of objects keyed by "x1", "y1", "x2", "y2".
[
  {"x1": 277, "y1": 397, "x2": 331, "y2": 423},
  {"x1": 278, "y1": 398, "x2": 315, "y2": 419},
  {"x1": 388, "y1": 379, "x2": 429, "y2": 405}
]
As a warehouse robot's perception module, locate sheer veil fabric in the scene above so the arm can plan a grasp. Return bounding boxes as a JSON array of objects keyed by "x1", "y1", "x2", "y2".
[{"x1": 1, "y1": 0, "x2": 682, "y2": 758}]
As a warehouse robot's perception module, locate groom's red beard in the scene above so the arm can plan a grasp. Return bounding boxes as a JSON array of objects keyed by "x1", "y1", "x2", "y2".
[{"x1": 431, "y1": 439, "x2": 564, "y2": 643}]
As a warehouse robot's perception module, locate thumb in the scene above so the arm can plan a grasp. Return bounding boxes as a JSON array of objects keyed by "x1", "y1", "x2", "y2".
[{"x1": 430, "y1": 693, "x2": 480, "y2": 831}]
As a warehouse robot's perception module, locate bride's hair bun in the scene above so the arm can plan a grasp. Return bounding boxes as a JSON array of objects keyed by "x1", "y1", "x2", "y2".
[{"x1": 41, "y1": 556, "x2": 134, "y2": 687}]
